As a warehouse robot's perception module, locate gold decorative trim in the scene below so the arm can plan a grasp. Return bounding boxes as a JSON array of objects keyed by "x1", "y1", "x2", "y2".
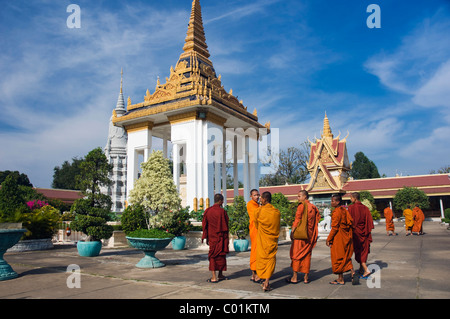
[
  {"x1": 167, "y1": 111, "x2": 197, "y2": 124},
  {"x1": 125, "y1": 121, "x2": 154, "y2": 133}
]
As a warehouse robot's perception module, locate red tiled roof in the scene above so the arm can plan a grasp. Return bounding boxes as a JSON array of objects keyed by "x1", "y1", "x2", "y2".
[
  {"x1": 226, "y1": 174, "x2": 450, "y2": 200},
  {"x1": 34, "y1": 188, "x2": 83, "y2": 203}
]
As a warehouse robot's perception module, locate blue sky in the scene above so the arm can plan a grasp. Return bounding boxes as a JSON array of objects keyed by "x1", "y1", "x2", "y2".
[{"x1": 1, "y1": 0, "x2": 449, "y2": 188}]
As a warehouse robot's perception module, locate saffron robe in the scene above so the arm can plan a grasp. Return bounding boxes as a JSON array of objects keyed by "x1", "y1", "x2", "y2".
[
  {"x1": 247, "y1": 199, "x2": 260, "y2": 271},
  {"x1": 412, "y1": 207, "x2": 425, "y2": 233},
  {"x1": 327, "y1": 206, "x2": 354, "y2": 274},
  {"x1": 254, "y1": 203, "x2": 280, "y2": 279},
  {"x1": 384, "y1": 207, "x2": 395, "y2": 232},
  {"x1": 202, "y1": 203, "x2": 229, "y2": 271},
  {"x1": 289, "y1": 200, "x2": 320, "y2": 273},
  {"x1": 348, "y1": 201, "x2": 374, "y2": 264},
  {"x1": 403, "y1": 208, "x2": 414, "y2": 230}
]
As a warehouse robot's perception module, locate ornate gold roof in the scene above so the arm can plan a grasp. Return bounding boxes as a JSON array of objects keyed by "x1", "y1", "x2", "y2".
[
  {"x1": 113, "y1": 0, "x2": 263, "y2": 130},
  {"x1": 306, "y1": 113, "x2": 350, "y2": 192}
]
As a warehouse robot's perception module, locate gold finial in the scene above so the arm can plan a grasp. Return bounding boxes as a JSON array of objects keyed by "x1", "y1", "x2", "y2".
[
  {"x1": 253, "y1": 108, "x2": 257, "y2": 116},
  {"x1": 181, "y1": 0, "x2": 210, "y2": 59},
  {"x1": 120, "y1": 68, "x2": 123, "y2": 94},
  {"x1": 322, "y1": 112, "x2": 333, "y2": 138},
  {"x1": 127, "y1": 96, "x2": 131, "y2": 107}
]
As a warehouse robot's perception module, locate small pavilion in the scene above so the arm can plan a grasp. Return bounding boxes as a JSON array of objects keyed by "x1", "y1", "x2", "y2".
[{"x1": 111, "y1": 0, "x2": 269, "y2": 209}]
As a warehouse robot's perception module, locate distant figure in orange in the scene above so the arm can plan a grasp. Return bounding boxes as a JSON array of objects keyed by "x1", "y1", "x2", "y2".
[
  {"x1": 384, "y1": 206, "x2": 397, "y2": 236},
  {"x1": 403, "y1": 205, "x2": 414, "y2": 236},
  {"x1": 412, "y1": 204, "x2": 425, "y2": 235}
]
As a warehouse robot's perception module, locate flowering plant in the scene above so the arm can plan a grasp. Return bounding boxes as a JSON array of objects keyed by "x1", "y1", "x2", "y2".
[{"x1": 26, "y1": 199, "x2": 48, "y2": 211}]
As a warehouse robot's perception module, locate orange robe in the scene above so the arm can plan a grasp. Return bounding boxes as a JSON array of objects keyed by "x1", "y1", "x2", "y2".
[
  {"x1": 254, "y1": 203, "x2": 280, "y2": 280},
  {"x1": 384, "y1": 207, "x2": 395, "y2": 232},
  {"x1": 202, "y1": 203, "x2": 229, "y2": 271},
  {"x1": 403, "y1": 209, "x2": 414, "y2": 230},
  {"x1": 289, "y1": 200, "x2": 320, "y2": 273},
  {"x1": 348, "y1": 201, "x2": 374, "y2": 264},
  {"x1": 327, "y1": 206, "x2": 354, "y2": 274},
  {"x1": 247, "y1": 200, "x2": 260, "y2": 271},
  {"x1": 412, "y1": 207, "x2": 425, "y2": 233}
]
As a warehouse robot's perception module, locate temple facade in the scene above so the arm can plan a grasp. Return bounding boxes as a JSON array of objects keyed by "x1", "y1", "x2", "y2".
[{"x1": 110, "y1": 0, "x2": 269, "y2": 210}]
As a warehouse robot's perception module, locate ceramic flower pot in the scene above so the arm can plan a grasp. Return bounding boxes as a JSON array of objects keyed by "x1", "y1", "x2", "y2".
[
  {"x1": 171, "y1": 235, "x2": 186, "y2": 250},
  {"x1": 0, "y1": 228, "x2": 27, "y2": 281},
  {"x1": 77, "y1": 240, "x2": 102, "y2": 257},
  {"x1": 126, "y1": 237, "x2": 172, "y2": 268},
  {"x1": 233, "y1": 238, "x2": 249, "y2": 252}
]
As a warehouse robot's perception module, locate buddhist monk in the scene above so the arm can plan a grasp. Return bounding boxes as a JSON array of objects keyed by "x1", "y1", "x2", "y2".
[
  {"x1": 326, "y1": 194, "x2": 357, "y2": 285},
  {"x1": 348, "y1": 192, "x2": 374, "y2": 279},
  {"x1": 254, "y1": 191, "x2": 280, "y2": 292},
  {"x1": 287, "y1": 190, "x2": 320, "y2": 284},
  {"x1": 384, "y1": 206, "x2": 397, "y2": 236},
  {"x1": 247, "y1": 189, "x2": 261, "y2": 283},
  {"x1": 202, "y1": 194, "x2": 229, "y2": 283},
  {"x1": 403, "y1": 205, "x2": 414, "y2": 236},
  {"x1": 412, "y1": 204, "x2": 425, "y2": 235}
]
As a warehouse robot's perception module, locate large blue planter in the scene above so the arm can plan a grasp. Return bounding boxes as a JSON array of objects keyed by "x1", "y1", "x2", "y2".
[
  {"x1": 0, "y1": 228, "x2": 27, "y2": 281},
  {"x1": 77, "y1": 241, "x2": 102, "y2": 257},
  {"x1": 233, "y1": 238, "x2": 249, "y2": 252},
  {"x1": 171, "y1": 236, "x2": 186, "y2": 250},
  {"x1": 126, "y1": 237, "x2": 172, "y2": 268}
]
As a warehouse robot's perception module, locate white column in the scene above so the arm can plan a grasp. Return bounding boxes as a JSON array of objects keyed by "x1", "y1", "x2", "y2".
[
  {"x1": 233, "y1": 135, "x2": 239, "y2": 198},
  {"x1": 440, "y1": 197, "x2": 445, "y2": 219},
  {"x1": 143, "y1": 129, "x2": 153, "y2": 162},
  {"x1": 243, "y1": 135, "x2": 250, "y2": 202},
  {"x1": 172, "y1": 143, "x2": 180, "y2": 192},
  {"x1": 214, "y1": 145, "x2": 221, "y2": 195},
  {"x1": 222, "y1": 128, "x2": 227, "y2": 206}
]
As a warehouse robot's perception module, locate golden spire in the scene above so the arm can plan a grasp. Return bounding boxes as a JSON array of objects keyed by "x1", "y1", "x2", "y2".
[
  {"x1": 322, "y1": 112, "x2": 333, "y2": 138},
  {"x1": 120, "y1": 68, "x2": 123, "y2": 94},
  {"x1": 181, "y1": 0, "x2": 210, "y2": 60}
]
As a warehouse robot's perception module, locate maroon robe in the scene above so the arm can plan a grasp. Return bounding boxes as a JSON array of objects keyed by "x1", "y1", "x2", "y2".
[
  {"x1": 202, "y1": 203, "x2": 229, "y2": 271},
  {"x1": 348, "y1": 201, "x2": 374, "y2": 264}
]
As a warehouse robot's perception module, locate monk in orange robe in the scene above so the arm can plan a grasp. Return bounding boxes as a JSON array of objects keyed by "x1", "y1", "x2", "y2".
[
  {"x1": 384, "y1": 206, "x2": 396, "y2": 236},
  {"x1": 403, "y1": 206, "x2": 414, "y2": 236},
  {"x1": 326, "y1": 194, "x2": 356, "y2": 285},
  {"x1": 348, "y1": 192, "x2": 374, "y2": 279},
  {"x1": 202, "y1": 194, "x2": 229, "y2": 283},
  {"x1": 412, "y1": 205, "x2": 425, "y2": 235},
  {"x1": 247, "y1": 189, "x2": 261, "y2": 283},
  {"x1": 287, "y1": 190, "x2": 320, "y2": 284},
  {"x1": 254, "y1": 191, "x2": 280, "y2": 292}
]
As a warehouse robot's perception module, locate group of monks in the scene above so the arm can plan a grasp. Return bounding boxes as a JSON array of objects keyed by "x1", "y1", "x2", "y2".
[
  {"x1": 202, "y1": 190, "x2": 377, "y2": 291},
  {"x1": 401, "y1": 205, "x2": 425, "y2": 236},
  {"x1": 384, "y1": 204, "x2": 425, "y2": 236}
]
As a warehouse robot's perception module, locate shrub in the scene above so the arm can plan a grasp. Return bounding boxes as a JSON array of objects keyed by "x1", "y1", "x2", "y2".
[
  {"x1": 127, "y1": 228, "x2": 174, "y2": 239},
  {"x1": 19, "y1": 205, "x2": 60, "y2": 240},
  {"x1": 164, "y1": 207, "x2": 192, "y2": 237},
  {"x1": 393, "y1": 186, "x2": 430, "y2": 211},
  {"x1": 120, "y1": 204, "x2": 147, "y2": 235},
  {"x1": 227, "y1": 196, "x2": 249, "y2": 239}
]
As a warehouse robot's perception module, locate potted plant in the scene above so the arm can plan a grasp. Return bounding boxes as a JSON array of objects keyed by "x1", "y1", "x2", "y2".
[
  {"x1": 166, "y1": 207, "x2": 192, "y2": 250},
  {"x1": 70, "y1": 148, "x2": 114, "y2": 257},
  {"x1": 126, "y1": 150, "x2": 182, "y2": 267},
  {"x1": 0, "y1": 223, "x2": 26, "y2": 280},
  {"x1": 227, "y1": 196, "x2": 250, "y2": 252}
]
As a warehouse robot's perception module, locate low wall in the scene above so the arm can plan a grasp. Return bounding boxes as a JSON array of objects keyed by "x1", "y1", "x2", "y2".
[{"x1": 7, "y1": 238, "x2": 54, "y2": 252}]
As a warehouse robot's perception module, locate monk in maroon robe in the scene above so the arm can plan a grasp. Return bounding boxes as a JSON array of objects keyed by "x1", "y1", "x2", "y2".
[
  {"x1": 202, "y1": 193, "x2": 229, "y2": 283},
  {"x1": 348, "y1": 192, "x2": 374, "y2": 279}
]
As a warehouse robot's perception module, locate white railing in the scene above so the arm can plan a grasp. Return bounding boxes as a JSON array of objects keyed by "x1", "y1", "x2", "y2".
[{"x1": 53, "y1": 221, "x2": 84, "y2": 244}]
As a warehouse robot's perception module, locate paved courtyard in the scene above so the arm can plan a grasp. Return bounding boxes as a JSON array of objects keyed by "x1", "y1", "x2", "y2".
[{"x1": 1, "y1": 221, "x2": 449, "y2": 302}]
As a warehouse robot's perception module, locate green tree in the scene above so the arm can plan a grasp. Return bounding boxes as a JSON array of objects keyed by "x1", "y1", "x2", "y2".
[
  {"x1": 70, "y1": 147, "x2": 114, "y2": 241},
  {"x1": 52, "y1": 157, "x2": 84, "y2": 190},
  {"x1": 0, "y1": 170, "x2": 33, "y2": 187},
  {"x1": 0, "y1": 174, "x2": 27, "y2": 222},
  {"x1": 128, "y1": 150, "x2": 181, "y2": 230},
  {"x1": 350, "y1": 151, "x2": 380, "y2": 179},
  {"x1": 393, "y1": 186, "x2": 430, "y2": 212}
]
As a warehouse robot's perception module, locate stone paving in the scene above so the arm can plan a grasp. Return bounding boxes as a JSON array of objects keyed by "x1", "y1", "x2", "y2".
[{"x1": 1, "y1": 221, "x2": 449, "y2": 301}]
